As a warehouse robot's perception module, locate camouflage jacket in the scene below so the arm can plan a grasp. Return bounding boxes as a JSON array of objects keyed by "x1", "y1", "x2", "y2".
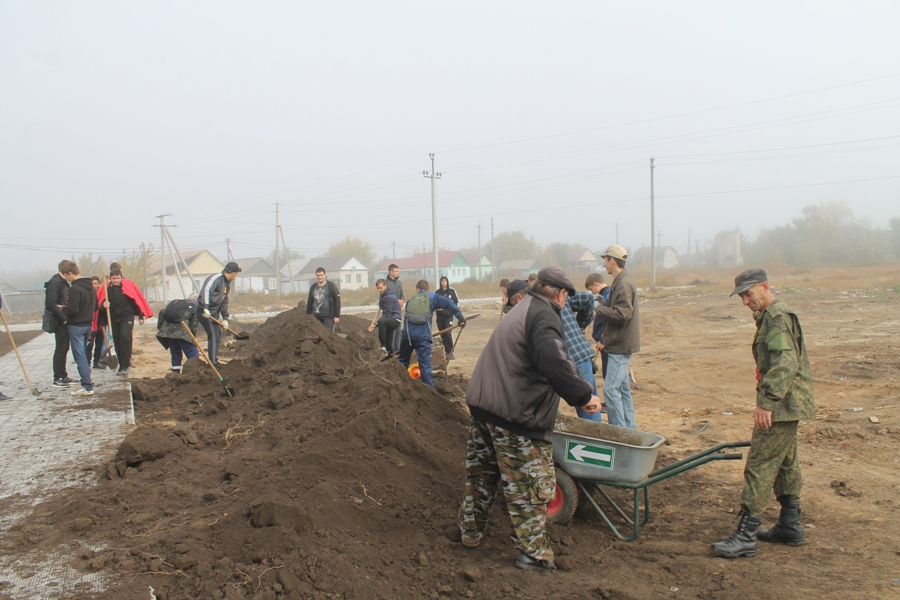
[{"x1": 753, "y1": 299, "x2": 816, "y2": 421}]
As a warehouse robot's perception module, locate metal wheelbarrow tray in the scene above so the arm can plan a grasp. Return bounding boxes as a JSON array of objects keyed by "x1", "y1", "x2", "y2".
[{"x1": 550, "y1": 415, "x2": 750, "y2": 541}]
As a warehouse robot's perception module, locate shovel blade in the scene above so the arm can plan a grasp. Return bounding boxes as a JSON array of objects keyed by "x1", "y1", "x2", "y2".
[
  {"x1": 234, "y1": 331, "x2": 250, "y2": 340},
  {"x1": 106, "y1": 355, "x2": 119, "y2": 370},
  {"x1": 223, "y1": 384, "x2": 236, "y2": 398}
]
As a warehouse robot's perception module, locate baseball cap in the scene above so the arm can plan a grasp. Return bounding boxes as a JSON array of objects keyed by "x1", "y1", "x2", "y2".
[
  {"x1": 537, "y1": 266, "x2": 576, "y2": 296},
  {"x1": 505, "y1": 279, "x2": 529, "y2": 299},
  {"x1": 601, "y1": 244, "x2": 628, "y2": 260},
  {"x1": 224, "y1": 261, "x2": 242, "y2": 273},
  {"x1": 730, "y1": 268, "x2": 767, "y2": 296}
]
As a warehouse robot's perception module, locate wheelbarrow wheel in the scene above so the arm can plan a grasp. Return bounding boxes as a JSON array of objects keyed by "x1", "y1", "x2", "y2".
[{"x1": 547, "y1": 469, "x2": 578, "y2": 525}]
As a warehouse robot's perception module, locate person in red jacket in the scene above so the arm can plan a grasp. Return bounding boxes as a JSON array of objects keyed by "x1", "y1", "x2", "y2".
[{"x1": 97, "y1": 268, "x2": 153, "y2": 377}]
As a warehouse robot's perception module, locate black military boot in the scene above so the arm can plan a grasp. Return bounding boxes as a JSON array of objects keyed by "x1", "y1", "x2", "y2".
[
  {"x1": 710, "y1": 512, "x2": 761, "y2": 558},
  {"x1": 758, "y1": 501, "x2": 804, "y2": 546}
]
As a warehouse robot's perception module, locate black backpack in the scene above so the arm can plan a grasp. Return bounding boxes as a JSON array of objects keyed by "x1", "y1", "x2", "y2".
[{"x1": 162, "y1": 299, "x2": 193, "y2": 323}]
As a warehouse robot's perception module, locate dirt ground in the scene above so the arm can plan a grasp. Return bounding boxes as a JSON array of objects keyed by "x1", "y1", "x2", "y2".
[
  {"x1": 1, "y1": 279, "x2": 898, "y2": 600},
  {"x1": 0, "y1": 329, "x2": 41, "y2": 361}
]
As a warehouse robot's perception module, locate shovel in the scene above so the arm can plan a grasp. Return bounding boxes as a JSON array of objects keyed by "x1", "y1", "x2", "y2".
[
  {"x1": 99, "y1": 281, "x2": 119, "y2": 370},
  {"x1": 208, "y1": 315, "x2": 250, "y2": 340},
  {"x1": 432, "y1": 313, "x2": 481, "y2": 338},
  {"x1": 100, "y1": 327, "x2": 119, "y2": 370},
  {"x1": 181, "y1": 322, "x2": 236, "y2": 398},
  {"x1": 0, "y1": 310, "x2": 41, "y2": 396}
]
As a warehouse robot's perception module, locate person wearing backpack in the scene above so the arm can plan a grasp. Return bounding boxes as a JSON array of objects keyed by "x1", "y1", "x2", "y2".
[
  {"x1": 156, "y1": 298, "x2": 200, "y2": 374},
  {"x1": 397, "y1": 279, "x2": 465, "y2": 388}
]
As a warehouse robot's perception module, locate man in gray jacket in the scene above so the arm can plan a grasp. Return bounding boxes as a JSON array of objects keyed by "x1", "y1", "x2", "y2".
[
  {"x1": 457, "y1": 267, "x2": 601, "y2": 571},
  {"x1": 594, "y1": 244, "x2": 640, "y2": 429}
]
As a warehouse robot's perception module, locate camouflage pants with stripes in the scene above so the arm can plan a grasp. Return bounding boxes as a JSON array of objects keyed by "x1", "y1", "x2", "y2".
[
  {"x1": 457, "y1": 417, "x2": 556, "y2": 561},
  {"x1": 741, "y1": 420, "x2": 802, "y2": 516}
]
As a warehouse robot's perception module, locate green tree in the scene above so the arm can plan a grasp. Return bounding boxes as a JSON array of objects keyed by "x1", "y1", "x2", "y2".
[
  {"x1": 116, "y1": 244, "x2": 159, "y2": 290},
  {"x1": 483, "y1": 231, "x2": 540, "y2": 267},
  {"x1": 328, "y1": 235, "x2": 376, "y2": 268}
]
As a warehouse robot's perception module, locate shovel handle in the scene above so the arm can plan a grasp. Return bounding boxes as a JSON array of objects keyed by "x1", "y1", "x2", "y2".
[
  {"x1": 207, "y1": 315, "x2": 244, "y2": 338},
  {"x1": 0, "y1": 310, "x2": 40, "y2": 396},
  {"x1": 433, "y1": 313, "x2": 480, "y2": 337},
  {"x1": 181, "y1": 321, "x2": 226, "y2": 381}
]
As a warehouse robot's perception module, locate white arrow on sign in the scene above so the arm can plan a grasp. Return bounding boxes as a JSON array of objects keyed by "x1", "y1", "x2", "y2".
[{"x1": 570, "y1": 444, "x2": 611, "y2": 464}]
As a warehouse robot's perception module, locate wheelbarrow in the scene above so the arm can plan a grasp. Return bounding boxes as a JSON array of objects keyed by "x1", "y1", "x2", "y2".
[{"x1": 547, "y1": 415, "x2": 749, "y2": 541}]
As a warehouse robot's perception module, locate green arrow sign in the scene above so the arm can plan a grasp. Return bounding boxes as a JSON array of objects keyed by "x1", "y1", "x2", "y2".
[{"x1": 565, "y1": 441, "x2": 614, "y2": 469}]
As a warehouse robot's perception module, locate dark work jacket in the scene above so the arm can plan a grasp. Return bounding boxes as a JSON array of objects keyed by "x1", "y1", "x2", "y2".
[
  {"x1": 306, "y1": 280, "x2": 341, "y2": 319},
  {"x1": 157, "y1": 300, "x2": 199, "y2": 350},
  {"x1": 378, "y1": 289, "x2": 401, "y2": 320},
  {"x1": 595, "y1": 269, "x2": 640, "y2": 355},
  {"x1": 434, "y1": 286, "x2": 459, "y2": 316},
  {"x1": 385, "y1": 275, "x2": 404, "y2": 302},
  {"x1": 198, "y1": 272, "x2": 231, "y2": 318},
  {"x1": 64, "y1": 278, "x2": 98, "y2": 326},
  {"x1": 466, "y1": 290, "x2": 593, "y2": 442},
  {"x1": 44, "y1": 273, "x2": 69, "y2": 328}
]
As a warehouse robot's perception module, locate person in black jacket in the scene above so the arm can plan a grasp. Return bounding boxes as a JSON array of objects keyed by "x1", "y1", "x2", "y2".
[
  {"x1": 198, "y1": 261, "x2": 241, "y2": 368},
  {"x1": 63, "y1": 266, "x2": 98, "y2": 396},
  {"x1": 434, "y1": 275, "x2": 460, "y2": 359},
  {"x1": 44, "y1": 259, "x2": 77, "y2": 388},
  {"x1": 457, "y1": 266, "x2": 601, "y2": 571},
  {"x1": 305, "y1": 267, "x2": 341, "y2": 332}
]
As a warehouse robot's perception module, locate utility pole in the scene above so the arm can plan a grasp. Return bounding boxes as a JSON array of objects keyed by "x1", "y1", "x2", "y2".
[
  {"x1": 226, "y1": 238, "x2": 233, "y2": 261},
  {"x1": 616, "y1": 223, "x2": 619, "y2": 245},
  {"x1": 154, "y1": 214, "x2": 171, "y2": 304},
  {"x1": 392, "y1": 241, "x2": 396, "y2": 260},
  {"x1": 476, "y1": 221, "x2": 482, "y2": 280},
  {"x1": 423, "y1": 153, "x2": 441, "y2": 288},
  {"x1": 490, "y1": 217, "x2": 495, "y2": 280},
  {"x1": 274, "y1": 202, "x2": 281, "y2": 299},
  {"x1": 278, "y1": 225, "x2": 296, "y2": 294},
  {"x1": 649, "y1": 158, "x2": 656, "y2": 291}
]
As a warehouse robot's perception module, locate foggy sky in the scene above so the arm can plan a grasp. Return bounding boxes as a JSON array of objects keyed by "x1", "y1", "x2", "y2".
[{"x1": 2, "y1": 1, "x2": 899, "y2": 273}]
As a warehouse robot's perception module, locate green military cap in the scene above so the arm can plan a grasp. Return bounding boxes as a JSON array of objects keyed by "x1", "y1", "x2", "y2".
[{"x1": 730, "y1": 268, "x2": 767, "y2": 296}]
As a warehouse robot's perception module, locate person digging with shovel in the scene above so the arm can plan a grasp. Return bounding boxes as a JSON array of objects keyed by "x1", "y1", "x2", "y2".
[
  {"x1": 197, "y1": 261, "x2": 241, "y2": 368},
  {"x1": 156, "y1": 298, "x2": 200, "y2": 374},
  {"x1": 396, "y1": 279, "x2": 465, "y2": 389}
]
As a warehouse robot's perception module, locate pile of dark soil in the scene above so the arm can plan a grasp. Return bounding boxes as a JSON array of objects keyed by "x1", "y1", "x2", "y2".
[{"x1": 0, "y1": 306, "x2": 721, "y2": 600}]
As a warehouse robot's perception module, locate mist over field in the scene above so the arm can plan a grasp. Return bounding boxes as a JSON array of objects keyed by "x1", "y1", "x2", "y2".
[{"x1": 2, "y1": 2, "x2": 899, "y2": 287}]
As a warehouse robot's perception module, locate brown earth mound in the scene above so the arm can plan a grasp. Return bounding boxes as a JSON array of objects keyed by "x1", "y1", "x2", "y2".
[
  {"x1": 0, "y1": 306, "x2": 748, "y2": 600},
  {"x1": 0, "y1": 308, "x2": 491, "y2": 600}
]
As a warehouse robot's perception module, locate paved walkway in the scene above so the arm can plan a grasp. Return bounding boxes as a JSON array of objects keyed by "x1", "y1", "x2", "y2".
[{"x1": 0, "y1": 328, "x2": 134, "y2": 599}]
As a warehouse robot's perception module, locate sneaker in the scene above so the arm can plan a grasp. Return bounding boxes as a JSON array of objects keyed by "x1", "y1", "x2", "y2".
[
  {"x1": 116, "y1": 368, "x2": 130, "y2": 377},
  {"x1": 62, "y1": 377, "x2": 74, "y2": 384},
  {"x1": 92, "y1": 364, "x2": 104, "y2": 370},
  {"x1": 71, "y1": 388, "x2": 94, "y2": 397},
  {"x1": 52, "y1": 379, "x2": 70, "y2": 388},
  {"x1": 514, "y1": 552, "x2": 555, "y2": 571},
  {"x1": 448, "y1": 353, "x2": 456, "y2": 360},
  {"x1": 0, "y1": 392, "x2": 11, "y2": 401}
]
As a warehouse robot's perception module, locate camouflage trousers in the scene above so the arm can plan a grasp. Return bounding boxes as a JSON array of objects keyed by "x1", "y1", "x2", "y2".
[
  {"x1": 457, "y1": 417, "x2": 556, "y2": 561},
  {"x1": 741, "y1": 420, "x2": 801, "y2": 516}
]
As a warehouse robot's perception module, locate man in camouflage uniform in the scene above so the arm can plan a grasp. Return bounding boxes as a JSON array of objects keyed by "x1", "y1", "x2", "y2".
[
  {"x1": 458, "y1": 267, "x2": 601, "y2": 570},
  {"x1": 711, "y1": 269, "x2": 816, "y2": 558}
]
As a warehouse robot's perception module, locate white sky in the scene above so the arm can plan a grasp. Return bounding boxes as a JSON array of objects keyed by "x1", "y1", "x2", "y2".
[{"x1": 2, "y1": 1, "x2": 899, "y2": 272}]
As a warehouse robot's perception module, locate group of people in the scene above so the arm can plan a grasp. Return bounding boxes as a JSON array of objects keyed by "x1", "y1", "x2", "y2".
[
  {"x1": 454, "y1": 254, "x2": 815, "y2": 571},
  {"x1": 23, "y1": 253, "x2": 814, "y2": 572},
  {"x1": 42, "y1": 260, "x2": 152, "y2": 396}
]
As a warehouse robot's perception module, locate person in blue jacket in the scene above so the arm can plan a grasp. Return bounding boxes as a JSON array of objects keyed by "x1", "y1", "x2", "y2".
[{"x1": 397, "y1": 279, "x2": 465, "y2": 388}]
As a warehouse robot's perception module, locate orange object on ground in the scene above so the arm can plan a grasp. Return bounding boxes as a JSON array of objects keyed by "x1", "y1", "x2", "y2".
[{"x1": 408, "y1": 363, "x2": 421, "y2": 379}]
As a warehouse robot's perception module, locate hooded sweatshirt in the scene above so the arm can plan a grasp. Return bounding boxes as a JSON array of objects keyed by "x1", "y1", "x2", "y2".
[{"x1": 65, "y1": 277, "x2": 98, "y2": 326}]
